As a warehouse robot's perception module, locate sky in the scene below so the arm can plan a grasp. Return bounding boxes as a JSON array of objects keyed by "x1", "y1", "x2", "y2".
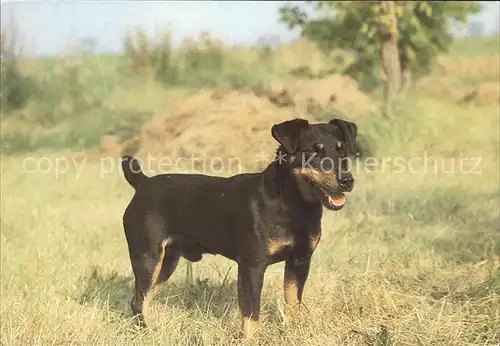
[{"x1": 1, "y1": 1, "x2": 499, "y2": 57}]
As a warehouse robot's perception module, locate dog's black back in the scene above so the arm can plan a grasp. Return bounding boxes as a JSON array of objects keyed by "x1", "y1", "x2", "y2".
[{"x1": 123, "y1": 163, "x2": 321, "y2": 264}]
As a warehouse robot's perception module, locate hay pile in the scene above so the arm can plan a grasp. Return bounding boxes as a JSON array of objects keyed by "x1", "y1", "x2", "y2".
[
  {"x1": 99, "y1": 135, "x2": 122, "y2": 157},
  {"x1": 436, "y1": 55, "x2": 500, "y2": 79},
  {"x1": 459, "y1": 82, "x2": 500, "y2": 106},
  {"x1": 416, "y1": 76, "x2": 500, "y2": 106},
  {"x1": 417, "y1": 54, "x2": 500, "y2": 106},
  {"x1": 415, "y1": 76, "x2": 454, "y2": 101},
  {"x1": 99, "y1": 74, "x2": 374, "y2": 171},
  {"x1": 258, "y1": 74, "x2": 376, "y2": 114},
  {"x1": 116, "y1": 89, "x2": 311, "y2": 169}
]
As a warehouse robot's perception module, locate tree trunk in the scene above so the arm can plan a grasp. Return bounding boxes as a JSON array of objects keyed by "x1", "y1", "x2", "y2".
[
  {"x1": 379, "y1": 1, "x2": 401, "y2": 117},
  {"x1": 401, "y1": 66, "x2": 412, "y2": 90},
  {"x1": 400, "y1": 50, "x2": 412, "y2": 91}
]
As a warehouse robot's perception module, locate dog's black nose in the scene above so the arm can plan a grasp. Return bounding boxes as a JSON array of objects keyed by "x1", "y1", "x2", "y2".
[{"x1": 338, "y1": 174, "x2": 354, "y2": 191}]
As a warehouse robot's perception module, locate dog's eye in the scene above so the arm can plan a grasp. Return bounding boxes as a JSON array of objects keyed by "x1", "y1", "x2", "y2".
[{"x1": 314, "y1": 143, "x2": 325, "y2": 153}]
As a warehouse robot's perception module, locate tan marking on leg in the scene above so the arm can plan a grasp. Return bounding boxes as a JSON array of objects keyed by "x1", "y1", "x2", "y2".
[
  {"x1": 284, "y1": 278, "x2": 299, "y2": 309},
  {"x1": 283, "y1": 262, "x2": 301, "y2": 320},
  {"x1": 267, "y1": 238, "x2": 294, "y2": 256},
  {"x1": 310, "y1": 234, "x2": 321, "y2": 252},
  {"x1": 241, "y1": 316, "x2": 259, "y2": 339},
  {"x1": 149, "y1": 238, "x2": 171, "y2": 295},
  {"x1": 283, "y1": 273, "x2": 301, "y2": 327}
]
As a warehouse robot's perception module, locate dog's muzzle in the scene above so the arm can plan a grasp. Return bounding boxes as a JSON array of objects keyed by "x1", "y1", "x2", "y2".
[
  {"x1": 337, "y1": 173, "x2": 354, "y2": 192},
  {"x1": 293, "y1": 167, "x2": 354, "y2": 210},
  {"x1": 321, "y1": 172, "x2": 354, "y2": 210}
]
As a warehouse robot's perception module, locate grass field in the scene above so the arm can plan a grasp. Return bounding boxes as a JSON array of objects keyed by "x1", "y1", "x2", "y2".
[
  {"x1": 1, "y1": 100, "x2": 499, "y2": 345},
  {"x1": 1, "y1": 35, "x2": 499, "y2": 345}
]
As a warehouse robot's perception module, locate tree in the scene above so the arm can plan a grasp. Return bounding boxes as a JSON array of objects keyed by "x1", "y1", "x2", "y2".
[
  {"x1": 379, "y1": 1, "x2": 400, "y2": 116},
  {"x1": 279, "y1": 1, "x2": 481, "y2": 115},
  {"x1": 1, "y1": 17, "x2": 33, "y2": 111}
]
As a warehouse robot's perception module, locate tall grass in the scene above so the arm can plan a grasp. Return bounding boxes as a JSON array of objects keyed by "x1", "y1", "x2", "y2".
[
  {"x1": 123, "y1": 27, "x2": 176, "y2": 82},
  {"x1": 122, "y1": 28, "x2": 269, "y2": 89}
]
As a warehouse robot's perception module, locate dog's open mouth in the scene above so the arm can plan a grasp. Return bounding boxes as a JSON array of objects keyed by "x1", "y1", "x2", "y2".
[
  {"x1": 321, "y1": 191, "x2": 345, "y2": 211},
  {"x1": 315, "y1": 185, "x2": 346, "y2": 211},
  {"x1": 327, "y1": 193, "x2": 345, "y2": 208},
  {"x1": 300, "y1": 174, "x2": 348, "y2": 211}
]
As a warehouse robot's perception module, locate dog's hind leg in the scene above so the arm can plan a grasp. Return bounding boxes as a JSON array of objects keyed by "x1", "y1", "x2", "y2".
[
  {"x1": 156, "y1": 242, "x2": 181, "y2": 284},
  {"x1": 129, "y1": 239, "x2": 169, "y2": 328}
]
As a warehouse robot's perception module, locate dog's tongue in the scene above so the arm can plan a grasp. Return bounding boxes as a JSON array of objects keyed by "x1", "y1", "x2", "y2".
[{"x1": 328, "y1": 194, "x2": 345, "y2": 207}]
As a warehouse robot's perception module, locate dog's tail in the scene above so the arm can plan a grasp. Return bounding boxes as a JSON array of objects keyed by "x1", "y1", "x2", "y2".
[{"x1": 121, "y1": 156, "x2": 147, "y2": 189}]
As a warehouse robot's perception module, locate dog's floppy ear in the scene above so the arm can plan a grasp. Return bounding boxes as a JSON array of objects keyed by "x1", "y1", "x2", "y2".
[
  {"x1": 329, "y1": 118, "x2": 358, "y2": 152},
  {"x1": 272, "y1": 118, "x2": 310, "y2": 153}
]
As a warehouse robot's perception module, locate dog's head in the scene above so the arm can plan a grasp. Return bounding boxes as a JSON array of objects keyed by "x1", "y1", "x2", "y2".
[{"x1": 272, "y1": 118, "x2": 358, "y2": 211}]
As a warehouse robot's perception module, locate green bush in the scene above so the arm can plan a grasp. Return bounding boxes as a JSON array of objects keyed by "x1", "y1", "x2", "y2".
[
  {"x1": 31, "y1": 54, "x2": 105, "y2": 125},
  {"x1": 0, "y1": 27, "x2": 34, "y2": 111},
  {"x1": 171, "y1": 32, "x2": 227, "y2": 88},
  {"x1": 122, "y1": 29, "x2": 266, "y2": 89},
  {"x1": 0, "y1": 59, "x2": 34, "y2": 111},
  {"x1": 123, "y1": 27, "x2": 177, "y2": 82}
]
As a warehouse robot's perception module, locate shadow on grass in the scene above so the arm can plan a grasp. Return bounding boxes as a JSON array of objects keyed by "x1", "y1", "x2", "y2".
[
  {"x1": 76, "y1": 266, "x2": 134, "y2": 317},
  {"x1": 75, "y1": 265, "x2": 238, "y2": 321}
]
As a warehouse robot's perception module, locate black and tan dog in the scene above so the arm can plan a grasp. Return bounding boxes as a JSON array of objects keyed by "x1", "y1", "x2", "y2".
[{"x1": 121, "y1": 117, "x2": 358, "y2": 338}]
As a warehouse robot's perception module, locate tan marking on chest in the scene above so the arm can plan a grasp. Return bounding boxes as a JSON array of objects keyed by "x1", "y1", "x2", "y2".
[{"x1": 267, "y1": 238, "x2": 294, "y2": 256}]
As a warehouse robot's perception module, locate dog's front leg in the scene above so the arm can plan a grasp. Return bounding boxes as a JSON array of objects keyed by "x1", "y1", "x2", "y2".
[
  {"x1": 283, "y1": 256, "x2": 311, "y2": 314},
  {"x1": 237, "y1": 260, "x2": 266, "y2": 339}
]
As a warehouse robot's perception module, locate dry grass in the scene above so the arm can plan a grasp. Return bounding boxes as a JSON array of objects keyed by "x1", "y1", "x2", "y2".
[
  {"x1": 416, "y1": 53, "x2": 500, "y2": 105},
  {"x1": 1, "y1": 98, "x2": 499, "y2": 345},
  {"x1": 434, "y1": 55, "x2": 500, "y2": 79}
]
